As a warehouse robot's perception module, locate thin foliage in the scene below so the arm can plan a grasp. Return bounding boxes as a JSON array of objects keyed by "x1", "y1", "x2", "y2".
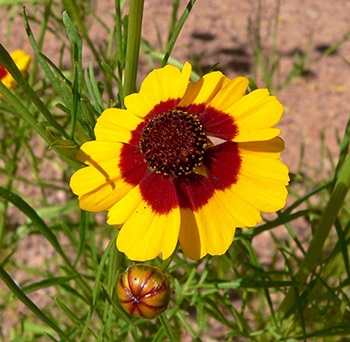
[{"x1": 0, "y1": 0, "x2": 349, "y2": 341}]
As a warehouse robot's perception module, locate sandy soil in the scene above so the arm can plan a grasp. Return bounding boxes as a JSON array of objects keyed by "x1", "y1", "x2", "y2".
[
  {"x1": 2, "y1": 0, "x2": 349, "y2": 171},
  {"x1": 1, "y1": 0, "x2": 350, "y2": 339}
]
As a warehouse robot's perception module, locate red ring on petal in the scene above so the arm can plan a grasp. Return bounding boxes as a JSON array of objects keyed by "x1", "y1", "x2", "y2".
[
  {"x1": 119, "y1": 99, "x2": 242, "y2": 214},
  {"x1": 139, "y1": 172, "x2": 179, "y2": 214},
  {"x1": 175, "y1": 142, "x2": 241, "y2": 211},
  {"x1": 146, "y1": 99, "x2": 180, "y2": 120},
  {"x1": 0, "y1": 63, "x2": 8, "y2": 80},
  {"x1": 119, "y1": 140, "x2": 148, "y2": 185},
  {"x1": 180, "y1": 103, "x2": 239, "y2": 140}
]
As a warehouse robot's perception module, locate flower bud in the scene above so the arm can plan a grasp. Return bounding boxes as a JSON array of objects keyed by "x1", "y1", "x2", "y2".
[{"x1": 117, "y1": 264, "x2": 171, "y2": 319}]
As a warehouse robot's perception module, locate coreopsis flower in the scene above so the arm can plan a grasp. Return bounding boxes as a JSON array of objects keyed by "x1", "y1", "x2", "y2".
[
  {"x1": 70, "y1": 62, "x2": 289, "y2": 261},
  {"x1": 0, "y1": 50, "x2": 31, "y2": 95},
  {"x1": 117, "y1": 264, "x2": 171, "y2": 319}
]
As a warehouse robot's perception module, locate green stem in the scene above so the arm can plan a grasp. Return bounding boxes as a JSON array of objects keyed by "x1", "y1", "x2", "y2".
[
  {"x1": 114, "y1": 0, "x2": 125, "y2": 106},
  {"x1": 279, "y1": 154, "x2": 350, "y2": 317},
  {"x1": 159, "y1": 245, "x2": 179, "y2": 272},
  {"x1": 159, "y1": 256, "x2": 174, "y2": 273},
  {"x1": 123, "y1": 0, "x2": 144, "y2": 99}
]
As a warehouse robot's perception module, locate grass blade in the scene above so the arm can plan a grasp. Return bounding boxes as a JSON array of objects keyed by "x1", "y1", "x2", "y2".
[{"x1": 0, "y1": 265, "x2": 73, "y2": 341}]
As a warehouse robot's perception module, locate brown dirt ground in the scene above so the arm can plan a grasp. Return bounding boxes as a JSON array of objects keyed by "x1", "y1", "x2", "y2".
[
  {"x1": 2, "y1": 0, "x2": 350, "y2": 169},
  {"x1": 1, "y1": 0, "x2": 350, "y2": 339}
]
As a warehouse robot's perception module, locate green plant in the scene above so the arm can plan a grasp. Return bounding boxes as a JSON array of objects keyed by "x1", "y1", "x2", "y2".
[{"x1": 0, "y1": 1, "x2": 349, "y2": 341}]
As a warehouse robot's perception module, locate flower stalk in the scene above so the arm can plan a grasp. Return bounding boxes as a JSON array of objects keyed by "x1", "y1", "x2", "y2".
[{"x1": 123, "y1": 0, "x2": 144, "y2": 100}]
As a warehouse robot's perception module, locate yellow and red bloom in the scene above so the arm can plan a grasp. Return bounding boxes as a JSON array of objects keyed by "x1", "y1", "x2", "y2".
[
  {"x1": 0, "y1": 50, "x2": 31, "y2": 95},
  {"x1": 70, "y1": 62, "x2": 289, "y2": 261}
]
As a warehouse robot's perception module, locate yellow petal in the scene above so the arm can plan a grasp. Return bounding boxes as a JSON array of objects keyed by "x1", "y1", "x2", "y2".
[
  {"x1": 232, "y1": 148, "x2": 289, "y2": 212},
  {"x1": 95, "y1": 108, "x2": 143, "y2": 142},
  {"x1": 107, "y1": 185, "x2": 143, "y2": 226},
  {"x1": 124, "y1": 62, "x2": 192, "y2": 118},
  {"x1": 116, "y1": 202, "x2": 181, "y2": 261},
  {"x1": 1, "y1": 50, "x2": 31, "y2": 90},
  {"x1": 70, "y1": 159, "x2": 132, "y2": 212},
  {"x1": 239, "y1": 152, "x2": 290, "y2": 184},
  {"x1": 178, "y1": 209, "x2": 201, "y2": 259},
  {"x1": 233, "y1": 128, "x2": 281, "y2": 142},
  {"x1": 208, "y1": 76, "x2": 249, "y2": 112},
  {"x1": 234, "y1": 175, "x2": 288, "y2": 212},
  {"x1": 122, "y1": 92, "x2": 154, "y2": 119},
  {"x1": 238, "y1": 137, "x2": 285, "y2": 159},
  {"x1": 214, "y1": 188, "x2": 263, "y2": 228},
  {"x1": 178, "y1": 71, "x2": 226, "y2": 107},
  {"x1": 10, "y1": 50, "x2": 31, "y2": 73},
  {"x1": 77, "y1": 141, "x2": 122, "y2": 164},
  {"x1": 179, "y1": 196, "x2": 238, "y2": 260},
  {"x1": 227, "y1": 89, "x2": 283, "y2": 142}
]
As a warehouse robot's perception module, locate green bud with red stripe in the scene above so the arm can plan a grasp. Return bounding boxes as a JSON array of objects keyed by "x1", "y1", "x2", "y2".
[{"x1": 117, "y1": 264, "x2": 171, "y2": 319}]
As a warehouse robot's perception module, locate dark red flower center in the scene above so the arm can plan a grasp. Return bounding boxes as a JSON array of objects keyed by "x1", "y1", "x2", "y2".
[
  {"x1": 119, "y1": 100, "x2": 241, "y2": 213},
  {"x1": 139, "y1": 109, "x2": 208, "y2": 177},
  {"x1": 0, "y1": 63, "x2": 8, "y2": 80}
]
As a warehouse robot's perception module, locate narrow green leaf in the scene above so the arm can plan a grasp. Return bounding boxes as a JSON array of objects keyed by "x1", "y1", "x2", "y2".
[
  {"x1": 0, "y1": 79, "x2": 51, "y2": 146},
  {"x1": 0, "y1": 186, "x2": 65, "y2": 260},
  {"x1": 54, "y1": 297, "x2": 98, "y2": 339},
  {"x1": 74, "y1": 210, "x2": 88, "y2": 267},
  {"x1": 158, "y1": 313, "x2": 177, "y2": 342},
  {"x1": 0, "y1": 43, "x2": 68, "y2": 140},
  {"x1": 80, "y1": 231, "x2": 122, "y2": 341},
  {"x1": 63, "y1": 11, "x2": 83, "y2": 139},
  {"x1": 23, "y1": 6, "x2": 71, "y2": 106},
  {"x1": 243, "y1": 209, "x2": 310, "y2": 237},
  {"x1": 101, "y1": 61, "x2": 120, "y2": 83},
  {"x1": 333, "y1": 219, "x2": 350, "y2": 279},
  {"x1": 0, "y1": 186, "x2": 91, "y2": 298},
  {"x1": 0, "y1": 265, "x2": 73, "y2": 341},
  {"x1": 84, "y1": 63, "x2": 104, "y2": 113},
  {"x1": 22, "y1": 276, "x2": 76, "y2": 294},
  {"x1": 175, "y1": 310, "x2": 199, "y2": 339},
  {"x1": 161, "y1": 0, "x2": 197, "y2": 66},
  {"x1": 279, "y1": 153, "x2": 350, "y2": 317},
  {"x1": 331, "y1": 116, "x2": 350, "y2": 189}
]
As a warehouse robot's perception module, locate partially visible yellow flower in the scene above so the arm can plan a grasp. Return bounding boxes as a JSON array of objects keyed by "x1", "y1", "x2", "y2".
[
  {"x1": 0, "y1": 50, "x2": 31, "y2": 95},
  {"x1": 70, "y1": 62, "x2": 290, "y2": 262}
]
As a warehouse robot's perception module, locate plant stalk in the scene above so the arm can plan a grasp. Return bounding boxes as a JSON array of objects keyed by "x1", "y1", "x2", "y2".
[{"x1": 123, "y1": 0, "x2": 144, "y2": 99}]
